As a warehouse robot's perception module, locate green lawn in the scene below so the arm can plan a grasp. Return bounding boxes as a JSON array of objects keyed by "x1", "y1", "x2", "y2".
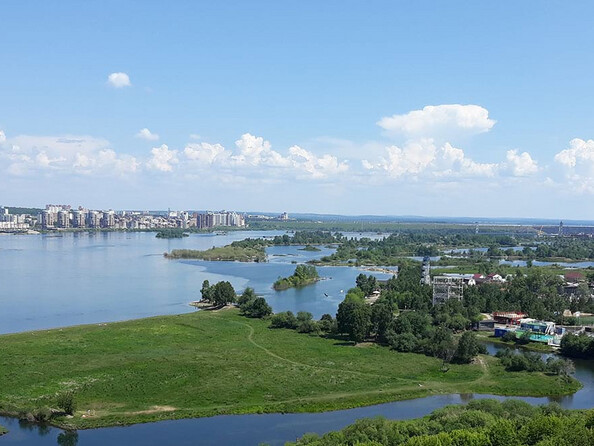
[{"x1": 0, "y1": 309, "x2": 580, "y2": 429}]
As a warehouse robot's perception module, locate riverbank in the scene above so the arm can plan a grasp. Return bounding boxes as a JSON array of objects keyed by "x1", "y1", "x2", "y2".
[{"x1": 0, "y1": 309, "x2": 580, "y2": 430}]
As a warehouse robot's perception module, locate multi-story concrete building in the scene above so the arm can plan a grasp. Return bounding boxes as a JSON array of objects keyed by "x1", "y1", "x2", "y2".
[
  {"x1": 40, "y1": 210, "x2": 57, "y2": 228},
  {"x1": 57, "y1": 210, "x2": 71, "y2": 228},
  {"x1": 101, "y1": 210, "x2": 115, "y2": 228},
  {"x1": 87, "y1": 211, "x2": 102, "y2": 228},
  {"x1": 72, "y1": 210, "x2": 86, "y2": 228},
  {"x1": 196, "y1": 211, "x2": 246, "y2": 229}
]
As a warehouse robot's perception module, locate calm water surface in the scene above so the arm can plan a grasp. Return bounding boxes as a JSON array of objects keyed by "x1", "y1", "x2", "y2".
[{"x1": 0, "y1": 231, "x2": 392, "y2": 334}]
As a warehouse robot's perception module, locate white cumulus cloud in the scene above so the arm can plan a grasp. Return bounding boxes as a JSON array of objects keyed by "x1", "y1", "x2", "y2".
[
  {"x1": 554, "y1": 138, "x2": 594, "y2": 192},
  {"x1": 554, "y1": 138, "x2": 594, "y2": 169},
  {"x1": 377, "y1": 104, "x2": 496, "y2": 139},
  {"x1": 0, "y1": 134, "x2": 139, "y2": 176},
  {"x1": 231, "y1": 133, "x2": 291, "y2": 168},
  {"x1": 107, "y1": 72, "x2": 131, "y2": 88},
  {"x1": 135, "y1": 128, "x2": 159, "y2": 141},
  {"x1": 146, "y1": 144, "x2": 178, "y2": 172},
  {"x1": 363, "y1": 139, "x2": 496, "y2": 179},
  {"x1": 0, "y1": 130, "x2": 5, "y2": 143},
  {"x1": 184, "y1": 142, "x2": 226, "y2": 164},
  {"x1": 505, "y1": 149, "x2": 538, "y2": 176},
  {"x1": 182, "y1": 133, "x2": 348, "y2": 179},
  {"x1": 288, "y1": 145, "x2": 349, "y2": 178}
]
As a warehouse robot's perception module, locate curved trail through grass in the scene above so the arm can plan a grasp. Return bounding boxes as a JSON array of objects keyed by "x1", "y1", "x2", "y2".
[
  {"x1": 215, "y1": 315, "x2": 423, "y2": 382},
  {"x1": 0, "y1": 309, "x2": 580, "y2": 430}
]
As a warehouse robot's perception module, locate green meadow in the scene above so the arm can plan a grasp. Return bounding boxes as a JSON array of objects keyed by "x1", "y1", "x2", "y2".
[{"x1": 0, "y1": 309, "x2": 580, "y2": 429}]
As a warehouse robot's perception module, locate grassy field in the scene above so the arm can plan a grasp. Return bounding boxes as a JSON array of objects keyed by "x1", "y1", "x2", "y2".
[{"x1": 0, "y1": 309, "x2": 580, "y2": 429}]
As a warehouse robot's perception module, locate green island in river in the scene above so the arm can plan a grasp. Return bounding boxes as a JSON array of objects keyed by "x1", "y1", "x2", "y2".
[
  {"x1": 165, "y1": 241, "x2": 267, "y2": 262},
  {"x1": 273, "y1": 265, "x2": 320, "y2": 290},
  {"x1": 0, "y1": 308, "x2": 580, "y2": 430}
]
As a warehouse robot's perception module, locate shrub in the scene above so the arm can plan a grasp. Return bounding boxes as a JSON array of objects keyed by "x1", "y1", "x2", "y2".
[
  {"x1": 270, "y1": 311, "x2": 297, "y2": 329},
  {"x1": 56, "y1": 391, "x2": 76, "y2": 415}
]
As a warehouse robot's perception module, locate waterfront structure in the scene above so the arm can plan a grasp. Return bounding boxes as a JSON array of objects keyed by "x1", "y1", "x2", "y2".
[
  {"x1": 492, "y1": 312, "x2": 526, "y2": 325},
  {"x1": 432, "y1": 276, "x2": 464, "y2": 305}
]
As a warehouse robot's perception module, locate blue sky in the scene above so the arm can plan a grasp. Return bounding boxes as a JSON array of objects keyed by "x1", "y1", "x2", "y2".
[{"x1": 1, "y1": 1, "x2": 594, "y2": 218}]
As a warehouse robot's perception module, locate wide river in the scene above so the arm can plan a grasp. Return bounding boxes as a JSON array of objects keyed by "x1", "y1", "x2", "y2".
[{"x1": 0, "y1": 231, "x2": 593, "y2": 445}]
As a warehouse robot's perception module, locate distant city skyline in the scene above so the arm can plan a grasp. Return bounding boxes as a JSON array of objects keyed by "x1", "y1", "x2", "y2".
[{"x1": 2, "y1": 2, "x2": 594, "y2": 219}]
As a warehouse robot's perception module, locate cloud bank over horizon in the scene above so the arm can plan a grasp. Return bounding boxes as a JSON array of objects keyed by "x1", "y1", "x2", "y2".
[{"x1": 0, "y1": 104, "x2": 591, "y2": 217}]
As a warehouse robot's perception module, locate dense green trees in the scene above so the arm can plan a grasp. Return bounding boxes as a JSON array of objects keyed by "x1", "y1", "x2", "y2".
[
  {"x1": 200, "y1": 281, "x2": 236, "y2": 306},
  {"x1": 461, "y1": 268, "x2": 594, "y2": 320},
  {"x1": 454, "y1": 332, "x2": 485, "y2": 364},
  {"x1": 336, "y1": 299, "x2": 371, "y2": 343},
  {"x1": 356, "y1": 273, "x2": 378, "y2": 296},
  {"x1": 201, "y1": 280, "x2": 213, "y2": 302},
  {"x1": 496, "y1": 349, "x2": 575, "y2": 376},
  {"x1": 237, "y1": 288, "x2": 272, "y2": 318},
  {"x1": 155, "y1": 229, "x2": 188, "y2": 238},
  {"x1": 269, "y1": 310, "x2": 335, "y2": 335},
  {"x1": 295, "y1": 312, "x2": 320, "y2": 334},
  {"x1": 560, "y1": 332, "x2": 594, "y2": 359},
  {"x1": 270, "y1": 311, "x2": 298, "y2": 329},
  {"x1": 371, "y1": 300, "x2": 395, "y2": 343},
  {"x1": 273, "y1": 265, "x2": 319, "y2": 290},
  {"x1": 272, "y1": 230, "x2": 340, "y2": 246},
  {"x1": 289, "y1": 399, "x2": 594, "y2": 446}
]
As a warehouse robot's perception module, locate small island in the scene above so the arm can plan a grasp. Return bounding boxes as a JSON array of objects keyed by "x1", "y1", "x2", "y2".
[
  {"x1": 165, "y1": 239, "x2": 267, "y2": 262},
  {"x1": 155, "y1": 229, "x2": 189, "y2": 239},
  {"x1": 274, "y1": 265, "x2": 320, "y2": 290},
  {"x1": 0, "y1": 425, "x2": 7, "y2": 436},
  {"x1": 299, "y1": 245, "x2": 321, "y2": 252}
]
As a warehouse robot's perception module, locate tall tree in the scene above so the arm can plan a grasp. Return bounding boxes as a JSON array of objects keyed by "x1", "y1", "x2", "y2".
[
  {"x1": 371, "y1": 300, "x2": 394, "y2": 343},
  {"x1": 337, "y1": 300, "x2": 371, "y2": 343},
  {"x1": 200, "y1": 280, "x2": 212, "y2": 302},
  {"x1": 212, "y1": 281, "x2": 236, "y2": 306}
]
